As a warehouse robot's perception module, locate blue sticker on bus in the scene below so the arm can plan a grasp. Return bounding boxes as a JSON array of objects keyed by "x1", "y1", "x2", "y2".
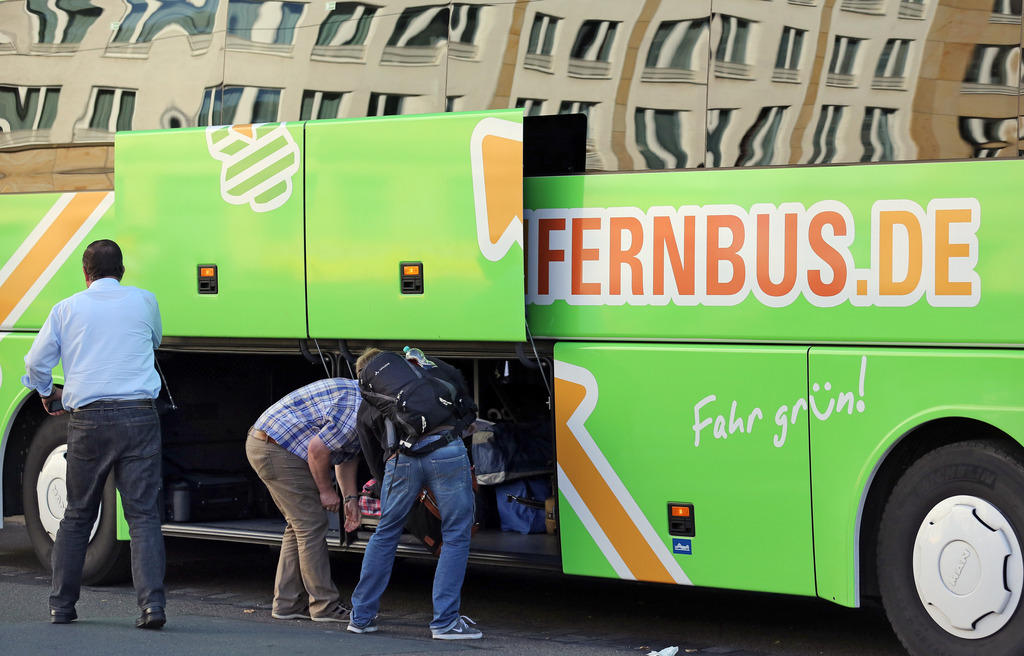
[{"x1": 672, "y1": 538, "x2": 692, "y2": 555}]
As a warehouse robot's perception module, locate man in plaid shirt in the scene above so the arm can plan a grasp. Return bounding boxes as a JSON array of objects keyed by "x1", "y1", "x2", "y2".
[{"x1": 245, "y1": 378, "x2": 362, "y2": 623}]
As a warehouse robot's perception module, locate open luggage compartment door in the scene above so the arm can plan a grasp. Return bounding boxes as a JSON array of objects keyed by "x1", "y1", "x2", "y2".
[
  {"x1": 114, "y1": 124, "x2": 308, "y2": 338},
  {"x1": 305, "y1": 109, "x2": 525, "y2": 342}
]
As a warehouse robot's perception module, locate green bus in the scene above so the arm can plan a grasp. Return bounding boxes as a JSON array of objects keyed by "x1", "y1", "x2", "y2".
[
  {"x1": 2, "y1": 2, "x2": 1024, "y2": 655},
  {"x1": 3, "y1": 108, "x2": 1022, "y2": 656}
]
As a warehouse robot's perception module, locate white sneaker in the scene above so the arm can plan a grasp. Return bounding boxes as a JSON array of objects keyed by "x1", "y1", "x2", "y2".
[
  {"x1": 432, "y1": 615, "x2": 482, "y2": 640},
  {"x1": 347, "y1": 617, "x2": 379, "y2": 634}
]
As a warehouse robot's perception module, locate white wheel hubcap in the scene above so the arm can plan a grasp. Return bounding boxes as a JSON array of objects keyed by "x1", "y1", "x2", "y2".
[
  {"x1": 913, "y1": 495, "x2": 1023, "y2": 639},
  {"x1": 35, "y1": 445, "x2": 101, "y2": 543}
]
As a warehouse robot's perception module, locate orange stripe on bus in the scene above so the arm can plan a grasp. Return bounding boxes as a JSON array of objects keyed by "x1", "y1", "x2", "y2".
[
  {"x1": 555, "y1": 377, "x2": 675, "y2": 584},
  {"x1": 0, "y1": 192, "x2": 106, "y2": 325}
]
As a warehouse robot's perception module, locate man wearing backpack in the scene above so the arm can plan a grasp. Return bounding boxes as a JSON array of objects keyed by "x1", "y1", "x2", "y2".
[{"x1": 347, "y1": 347, "x2": 482, "y2": 640}]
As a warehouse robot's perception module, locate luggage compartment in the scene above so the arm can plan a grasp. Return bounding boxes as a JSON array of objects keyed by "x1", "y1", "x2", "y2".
[{"x1": 153, "y1": 344, "x2": 560, "y2": 570}]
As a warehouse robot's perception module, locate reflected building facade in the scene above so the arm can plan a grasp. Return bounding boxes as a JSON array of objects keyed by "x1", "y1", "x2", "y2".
[{"x1": 0, "y1": 0, "x2": 1020, "y2": 192}]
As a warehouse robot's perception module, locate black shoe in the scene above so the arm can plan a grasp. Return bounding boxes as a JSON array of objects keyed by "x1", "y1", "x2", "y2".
[
  {"x1": 136, "y1": 606, "x2": 166, "y2": 630},
  {"x1": 49, "y1": 608, "x2": 77, "y2": 624}
]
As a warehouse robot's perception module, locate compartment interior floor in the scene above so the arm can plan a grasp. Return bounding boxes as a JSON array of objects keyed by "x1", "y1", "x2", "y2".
[{"x1": 161, "y1": 518, "x2": 561, "y2": 569}]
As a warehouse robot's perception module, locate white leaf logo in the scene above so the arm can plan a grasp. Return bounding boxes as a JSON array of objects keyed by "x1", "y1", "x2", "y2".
[{"x1": 206, "y1": 123, "x2": 300, "y2": 213}]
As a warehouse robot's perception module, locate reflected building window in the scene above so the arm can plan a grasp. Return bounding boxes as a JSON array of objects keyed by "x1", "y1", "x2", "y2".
[
  {"x1": 991, "y1": 0, "x2": 1022, "y2": 22},
  {"x1": 558, "y1": 100, "x2": 596, "y2": 119},
  {"x1": 382, "y1": 4, "x2": 448, "y2": 65},
  {"x1": 634, "y1": 108, "x2": 687, "y2": 170},
  {"x1": 873, "y1": 39, "x2": 911, "y2": 89},
  {"x1": 736, "y1": 106, "x2": 786, "y2": 166},
  {"x1": 962, "y1": 44, "x2": 1019, "y2": 94},
  {"x1": 826, "y1": 36, "x2": 861, "y2": 87},
  {"x1": 76, "y1": 87, "x2": 135, "y2": 140},
  {"x1": 559, "y1": 101, "x2": 602, "y2": 169},
  {"x1": 26, "y1": 0, "x2": 101, "y2": 52},
  {"x1": 227, "y1": 0, "x2": 304, "y2": 51},
  {"x1": 569, "y1": 19, "x2": 618, "y2": 78},
  {"x1": 300, "y1": 91, "x2": 345, "y2": 120},
  {"x1": 515, "y1": 98, "x2": 545, "y2": 116},
  {"x1": 449, "y1": 4, "x2": 482, "y2": 60},
  {"x1": 841, "y1": 0, "x2": 886, "y2": 15},
  {"x1": 0, "y1": 85, "x2": 60, "y2": 145},
  {"x1": 313, "y1": 3, "x2": 378, "y2": 62},
  {"x1": 714, "y1": 15, "x2": 752, "y2": 79},
  {"x1": 198, "y1": 86, "x2": 281, "y2": 126},
  {"x1": 808, "y1": 105, "x2": 844, "y2": 164},
  {"x1": 110, "y1": 0, "x2": 219, "y2": 55},
  {"x1": 706, "y1": 108, "x2": 733, "y2": 168},
  {"x1": 860, "y1": 107, "x2": 896, "y2": 162},
  {"x1": 525, "y1": 12, "x2": 559, "y2": 72},
  {"x1": 368, "y1": 92, "x2": 408, "y2": 116},
  {"x1": 958, "y1": 116, "x2": 1013, "y2": 157},
  {"x1": 445, "y1": 95, "x2": 461, "y2": 112},
  {"x1": 642, "y1": 18, "x2": 709, "y2": 83},
  {"x1": 899, "y1": 0, "x2": 926, "y2": 20},
  {"x1": 772, "y1": 26, "x2": 804, "y2": 83}
]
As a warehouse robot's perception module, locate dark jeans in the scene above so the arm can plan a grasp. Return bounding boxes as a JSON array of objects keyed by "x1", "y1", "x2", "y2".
[{"x1": 50, "y1": 403, "x2": 165, "y2": 612}]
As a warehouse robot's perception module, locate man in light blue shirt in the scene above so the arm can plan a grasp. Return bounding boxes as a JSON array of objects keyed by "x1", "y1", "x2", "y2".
[{"x1": 21, "y1": 239, "x2": 167, "y2": 630}]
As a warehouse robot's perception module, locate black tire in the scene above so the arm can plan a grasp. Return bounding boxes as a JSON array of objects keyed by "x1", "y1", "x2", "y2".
[
  {"x1": 21, "y1": 416, "x2": 129, "y2": 585},
  {"x1": 878, "y1": 440, "x2": 1024, "y2": 656}
]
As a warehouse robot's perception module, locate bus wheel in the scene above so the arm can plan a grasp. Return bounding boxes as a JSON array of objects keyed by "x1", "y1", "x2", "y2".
[
  {"x1": 21, "y1": 416, "x2": 129, "y2": 585},
  {"x1": 878, "y1": 441, "x2": 1024, "y2": 656}
]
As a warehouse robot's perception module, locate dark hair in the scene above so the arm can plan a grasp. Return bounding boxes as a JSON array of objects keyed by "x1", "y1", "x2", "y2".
[{"x1": 82, "y1": 239, "x2": 124, "y2": 281}]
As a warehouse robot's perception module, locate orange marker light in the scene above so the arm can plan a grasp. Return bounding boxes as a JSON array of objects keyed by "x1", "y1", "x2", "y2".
[
  {"x1": 403, "y1": 264, "x2": 420, "y2": 276},
  {"x1": 200, "y1": 267, "x2": 216, "y2": 278},
  {"x1": 671, "y1": 506, "x2": 690, "y2": 517}
]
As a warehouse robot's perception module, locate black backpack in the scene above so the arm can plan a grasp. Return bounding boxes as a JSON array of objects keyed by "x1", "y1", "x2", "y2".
[{"x1": 358, "y1": 351, "x2": 474, "y2": 451}]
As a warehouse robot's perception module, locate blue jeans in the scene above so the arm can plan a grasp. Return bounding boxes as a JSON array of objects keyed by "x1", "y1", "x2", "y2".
[
  {"x1": 350, "y1": 440, "x2": 474, "y2": 631},
  {"x1": 50, "y1": 403, "x2": 165, "y2": 612}
]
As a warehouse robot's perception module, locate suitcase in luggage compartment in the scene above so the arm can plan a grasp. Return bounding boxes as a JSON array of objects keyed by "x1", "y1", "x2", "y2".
[{"x1": 166, "y1": 473, "x2": 253, "y2": 522}]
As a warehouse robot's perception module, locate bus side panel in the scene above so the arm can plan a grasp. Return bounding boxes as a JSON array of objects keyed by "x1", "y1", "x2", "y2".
[
  {"x1": 305, "y1": 110, "x2": 526, "y2": 342},
  {"x1": 526, "y1": 159, "x2": 1015, "y2": 345},
  {"x1": 0, "y1": 191, "x2": 115, "y2": 332},
  {"x1": 114, "y1": 125, "x2": 307, "y2": 338},
  {"x1": 554, "y1": 343, "x2": 815, "y2": 596},
  {"x1": 809, "y1": 348, "x2": 1024, "y2": 607}
]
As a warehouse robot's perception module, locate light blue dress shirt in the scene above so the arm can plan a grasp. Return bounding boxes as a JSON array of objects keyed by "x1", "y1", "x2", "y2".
[{"x1": 21, "y1": 277, "x2": 162, "y2": 410}]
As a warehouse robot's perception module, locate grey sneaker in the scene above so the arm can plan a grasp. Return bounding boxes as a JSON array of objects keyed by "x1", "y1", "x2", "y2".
[
  {"x1": 346, "y1": 617, "x2": 379, "y2": 634},
  {"x1": 271, "y1": 607, "x2": 310, "y2": 620},
  {"x1": 310, "y1": 602, "x2": 351, "y2": 623},
  {"x1": 432, "y1": 615, "x2": 482, "y2": 640}
]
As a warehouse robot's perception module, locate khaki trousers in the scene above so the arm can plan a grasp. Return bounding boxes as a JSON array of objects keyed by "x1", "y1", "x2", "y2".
[{"x1": 245, "y1": 429, "x2": 340, "y2": 616}]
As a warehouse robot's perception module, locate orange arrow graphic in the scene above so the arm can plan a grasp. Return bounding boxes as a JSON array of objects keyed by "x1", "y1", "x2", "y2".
[
  {"x1": 482, "y1": 134, "x2": 522, "y2": 246},
  {"x1": 472, "y1": 117, "x2": 523, "y2": 262},
  {"x1": 555, "y1": 374, "x2": 678, "y2": 584}
]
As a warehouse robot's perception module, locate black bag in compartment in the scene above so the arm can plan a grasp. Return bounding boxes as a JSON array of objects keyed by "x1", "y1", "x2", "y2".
[
  {"x1": 166, "y1": 473, "x2": 253, "y2": 522},
  {"x1": 472, "y1": 420, "x2": 553, "y2": 486}
]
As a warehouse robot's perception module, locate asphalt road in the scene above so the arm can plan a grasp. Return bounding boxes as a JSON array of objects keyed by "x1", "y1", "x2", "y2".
[{"x1": 0, "y1": 516, "x2": 908, "y2": 656}]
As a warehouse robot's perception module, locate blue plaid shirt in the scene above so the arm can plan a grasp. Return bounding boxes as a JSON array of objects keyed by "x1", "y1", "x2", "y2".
[{"x1": 254, "y1": 378, "x2": 362, "y2": 465}]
